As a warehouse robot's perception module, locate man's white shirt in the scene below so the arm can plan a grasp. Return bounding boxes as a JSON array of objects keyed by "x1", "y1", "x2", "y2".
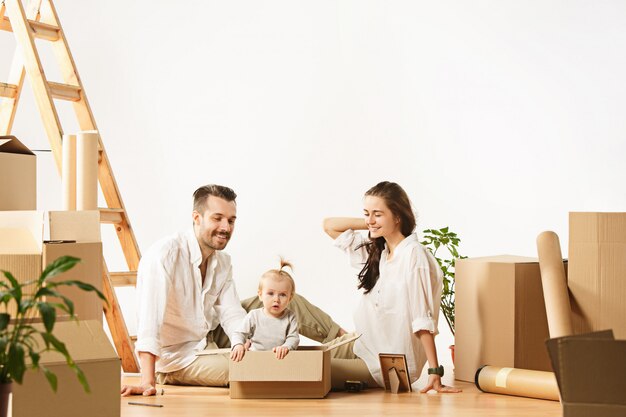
[{"x1": 134, "y1": 228, "x2": 246, "y2": 373}]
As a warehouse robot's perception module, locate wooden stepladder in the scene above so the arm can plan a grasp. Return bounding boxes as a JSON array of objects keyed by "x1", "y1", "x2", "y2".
[{"x1": 1, "y1": 0, "x2": 140, "y2": 372}]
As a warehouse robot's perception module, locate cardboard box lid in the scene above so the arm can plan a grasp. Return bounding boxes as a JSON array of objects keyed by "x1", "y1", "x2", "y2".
[
  {"x1": 48, "y1": 211, "x2": 101, "y2": 243},
  {"x1": 546, "y1": 330, "x2": 626, "y2": 406},
  {"x1": 36, "y1": 320, "x2": 118, "y2": 365},
  {"x1": 0, "y1": 211, "x2": 44, "y2": 254},
  {"x1": 230, "y1": 350, "x2": 326, "y2": 382},
  {"x1": 459, "y1": 255, "x2": 538, "y2": 264},
  {"x1": 0, "y1": 136, "x2": 35, "y2": 156}
]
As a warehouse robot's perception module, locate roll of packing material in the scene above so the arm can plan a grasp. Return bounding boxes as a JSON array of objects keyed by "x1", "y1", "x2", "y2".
[
  {"x1": 537, "y1": 231, "x2": 573, "y2": 338},
  {"x1": 76, "y1": 131, "x2": 99, "y2": 210},
  {"x1": 475, "y1": 366, "x2": 560, "y2": 401},
  {"x1": 61, "y1": 134, "x2": 77, "y2": 210}
]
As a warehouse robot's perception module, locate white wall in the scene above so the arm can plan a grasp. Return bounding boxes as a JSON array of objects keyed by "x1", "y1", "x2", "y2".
[{"x1": 4, "y1": 1, "x2": 626, "y2": 365}]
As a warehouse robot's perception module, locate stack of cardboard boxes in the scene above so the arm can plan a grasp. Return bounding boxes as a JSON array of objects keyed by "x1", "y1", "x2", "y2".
[{"x1": 0, "y1": 137, "x2": 120, "y2": 417}]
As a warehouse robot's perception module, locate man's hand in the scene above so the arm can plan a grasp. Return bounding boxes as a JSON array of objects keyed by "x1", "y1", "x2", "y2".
[
  {"x1": 419, "y1": 374, "x2": 462, "y2": 394},
  {"x1": 273, "y1": 346, "x2": 289, "y2": 359},
  {"x1": 230, "y1": 344, "x2": 246, "y2": 362},
  {"x1": 120, "y1": 383, "x2": 157, "y2": 397}
]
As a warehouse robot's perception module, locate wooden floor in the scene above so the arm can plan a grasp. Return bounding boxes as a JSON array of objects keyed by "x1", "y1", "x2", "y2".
[{"x1": 120, "y1": 373, "x2": 562, "y2": 417}]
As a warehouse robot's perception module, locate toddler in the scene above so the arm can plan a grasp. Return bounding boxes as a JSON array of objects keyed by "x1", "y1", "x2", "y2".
[{"x1": 230, "y1": 259, "x2": 299, "y2": 361}]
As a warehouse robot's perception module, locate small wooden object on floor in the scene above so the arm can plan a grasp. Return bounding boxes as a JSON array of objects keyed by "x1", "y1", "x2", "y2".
[{"x1": 379, "y1": 353, "x2": 412, "y2": 393}]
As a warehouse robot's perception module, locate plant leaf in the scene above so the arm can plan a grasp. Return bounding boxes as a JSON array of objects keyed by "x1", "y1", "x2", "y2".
[
  {"x1": 72, "y1": 365, "x2": 90, "y2": 393},
  {"x1": 40, "y1": 332, "x2": 69, "y2": 357},
  {"x1": 52, "y1": 280, "x2": 107, "y2": 304},
  {"x1": 29, "y1": 351, "x2": 41, "y2": 369},
  {"x1": 39, "y1": 256, "x2": 81, "y2": 284},
  {"x1": 8, "y1": 344, "x2": 26, "y2": 383},
  {"x1": 0, "y1": 313, "x2": 9, "y2": 331},
  {"x1": 2, "y1": 271, "x2": 22, "y2": 308},
  {"x1": 33, "y1": 287, "x2": 60, "y2": 300},
  {"x1": 41, "y1": 366, "x2": 58, "y2": 392},
  {"x1": 37, "y1": 303, "x2": 56, "y2": 332}
]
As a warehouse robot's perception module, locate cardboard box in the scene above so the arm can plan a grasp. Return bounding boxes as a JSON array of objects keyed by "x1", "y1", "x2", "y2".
[
  {"x1": 0, "y1": 136, "x2": 36, "y2": 210},
  {"x1": 0, "y1": 211, "x2": 102, "y2": 322},
  {"x1": 0, "y1": 211, "x2": 44, "y2": 317},
  {"x1": 455, "y1": 255, "x2": 554, "y2": 382},
  {"x1": 568, "y1": 212, "x2": 626, "y2": 339},
  {"x1": 228, "y1": 334, "x2": 359, "y2": 399},
  {"x1": 546, "y1": 330, "x2": 626, "y2": 417},
  {"x1": 11, "y1": 320, "x2": 121, "y2": 417}
]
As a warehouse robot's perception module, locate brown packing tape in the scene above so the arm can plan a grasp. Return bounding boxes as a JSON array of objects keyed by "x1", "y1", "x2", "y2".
[
  {"x1": 76, "y1": 131, "x2": 98, "y2": 210},
  {"x1": 475, "y1": 365, "x2": 560, "y2": 401},
  {"x1": 537, "y1": 231, "x2": 573, "y2": 338}
]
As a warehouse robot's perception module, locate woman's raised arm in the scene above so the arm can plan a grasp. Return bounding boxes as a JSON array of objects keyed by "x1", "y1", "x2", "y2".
[{"x1": 322, "y1": 217, "x2": 366, "y2": 239}]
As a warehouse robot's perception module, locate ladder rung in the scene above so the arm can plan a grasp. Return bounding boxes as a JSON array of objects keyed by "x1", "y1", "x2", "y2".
[
  {"x1": 0, "y1": 16, "x2": 11, "y2": 33},
  {"x1": 110, "y1": 271, "x2": 137, "y2": 287},
  {"x1": 0, "y1": 16, "x2": 61, "y2": 41},
  {"x1": 0, "y1": 82, "x2": 18, "y2": 99},
  {"x1": 99, "y1": 207, "x2": 125, "y2": 224},
  {"x1": 48, "y1": 81, "x2": 81, "y2": 101}
]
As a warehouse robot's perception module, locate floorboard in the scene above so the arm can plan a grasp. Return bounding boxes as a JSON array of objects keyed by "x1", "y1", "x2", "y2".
[{"x1": 121, "y1": 373, "x2": 562, "y2": 417}]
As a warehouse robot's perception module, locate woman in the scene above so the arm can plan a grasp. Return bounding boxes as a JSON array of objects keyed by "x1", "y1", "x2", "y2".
[{"x1": 324, "y1": 181, "x2": 460, "y2": 393}]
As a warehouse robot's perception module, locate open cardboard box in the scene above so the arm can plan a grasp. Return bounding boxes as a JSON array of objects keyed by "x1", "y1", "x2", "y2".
[
  {"x1": 0, "y1": 136, "x2": 36, "y2": 210},
  {"x1": 0, "y1": 210, "x2": 103, "y2": 322},
  {"x1": 546, "y1": 330, "x2": 626, "y2": 417},
  {"x1": 202, "y1": 334, "x2": 361, "y2": 399},
  {"x1": 11, "y1": 320, "x2": 121, "y2": 417}
]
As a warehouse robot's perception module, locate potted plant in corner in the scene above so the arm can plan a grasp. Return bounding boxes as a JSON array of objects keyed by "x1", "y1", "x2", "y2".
[
  {"x1": 421, "y1": 227, "x2": 466, "y2": 364},
  {"x1": 0, "y1": 256, "x2": 106, "y2": 417}
]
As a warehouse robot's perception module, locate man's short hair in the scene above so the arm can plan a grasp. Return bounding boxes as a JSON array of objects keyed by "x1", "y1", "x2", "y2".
[{"x1": 193, "y1": 184, "x2": 237, "y2": 213}]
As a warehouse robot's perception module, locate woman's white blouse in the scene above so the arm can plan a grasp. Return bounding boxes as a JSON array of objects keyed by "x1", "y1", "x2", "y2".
[{"x1": 334, "y1": 229, "x2": 443, "y2": 386}]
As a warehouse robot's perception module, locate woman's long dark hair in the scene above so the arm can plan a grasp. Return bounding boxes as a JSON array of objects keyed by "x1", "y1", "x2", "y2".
[{"x1": 357, "y1": 181, "x2": 416, "y2": 293}]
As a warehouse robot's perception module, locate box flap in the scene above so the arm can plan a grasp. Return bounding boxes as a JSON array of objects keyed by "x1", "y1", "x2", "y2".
[
  {"x1": 48, "y1": 211, "x2": 101, "y2": 243},
  {"x1": 546, "y1": 330, "x2": 626, "y2": 406},
  {"x1": 0, "y1": 136, "x2": 34, "y2": 156},
  {"x1": 230, "y1": 350, "x2": 325, "y2": 382},
  {"x1": 37, "y1": 320, "x2": 118, "y2": 364},
  {"x1": 324, "y1": 333, "x2": 361, "y2": 352},
  {"x1": 460, "y1": 255, "x2": 538, "y2": 264},
  {"x1": 0, "y1": 211, "x2": 43, "y2": 254}
]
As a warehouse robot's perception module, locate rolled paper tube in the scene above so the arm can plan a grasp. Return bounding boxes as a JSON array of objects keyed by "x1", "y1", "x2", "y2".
[
  {"x1": 76, "y1": 131, "x2": 99, "y2": 210},
  {"x1": 61, "y1": 134, "x2": 76, "y2": 210},
  {"x1": 537, "y1": 231, "x2": 573, "y2": 338},
  {"x1": 475, "y1": 366, "x2": 560, "y2": 401}
]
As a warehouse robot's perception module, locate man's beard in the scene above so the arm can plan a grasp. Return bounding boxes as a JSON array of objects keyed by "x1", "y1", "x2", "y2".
[{"x1": 204, "y1": 231, "x2": 230, "y2": 250}]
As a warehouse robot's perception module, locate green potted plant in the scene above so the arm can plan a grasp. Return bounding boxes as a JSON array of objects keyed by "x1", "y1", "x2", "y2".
[
  {"x1": 421, "y1": 227, "x2": 466, "y2": 363},
  {"x1": 0, "y1": 256, "x2": 106, "y2": 417}
]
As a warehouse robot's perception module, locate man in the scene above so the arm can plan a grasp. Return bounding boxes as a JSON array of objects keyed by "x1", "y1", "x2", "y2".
[{"x1": 121, "y1": 185, "x2": 343, "y2": 396}]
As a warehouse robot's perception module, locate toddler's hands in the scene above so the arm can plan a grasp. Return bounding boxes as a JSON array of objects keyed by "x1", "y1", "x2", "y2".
[
  {"x1": 273, "y1": 346, "x2": 289, "y2": 359},
  {"x1": 230, "y1": 344, "x2": 246, "y2": 362}
]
